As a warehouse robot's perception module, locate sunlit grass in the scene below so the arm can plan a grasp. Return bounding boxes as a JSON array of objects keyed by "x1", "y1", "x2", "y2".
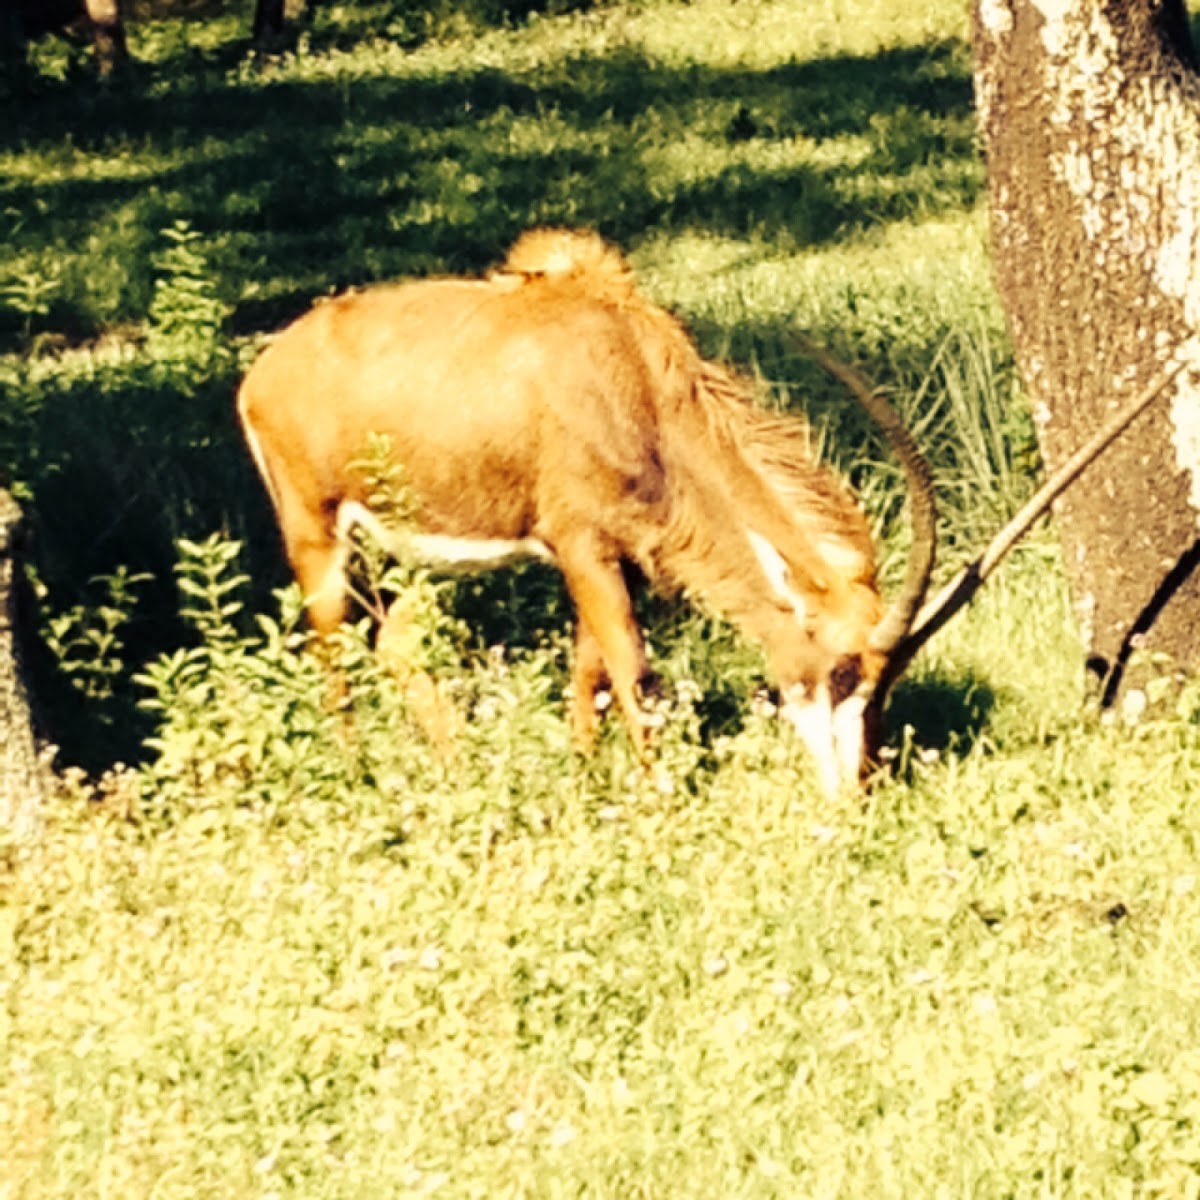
[
  {"x1": 2, "y1": 0, "x2": 979, "y2": 332},
  {"x1": 6, "y1": 548, "x2": 1200, "y2": 1196},
  {"x1": 5, "y1": 0, "x2": 1200, "y2": 1196}
]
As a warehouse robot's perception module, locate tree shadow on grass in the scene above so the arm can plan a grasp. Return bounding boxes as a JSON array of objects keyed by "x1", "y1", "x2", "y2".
[
  {"x1": 885, "y1": 668, "x2": 998, "y2": 763},
  {"x1": 3, "y1": 34, "x2": 976, "y2": 340}
]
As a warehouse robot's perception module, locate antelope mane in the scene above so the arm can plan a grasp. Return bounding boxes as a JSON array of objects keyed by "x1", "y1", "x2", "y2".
[
  {"x1": 601, "y1": 300, "x2": 876, "y2": 624},
  {"x1": 478, "y1": 229, "x2": 877, "y2": 634}
]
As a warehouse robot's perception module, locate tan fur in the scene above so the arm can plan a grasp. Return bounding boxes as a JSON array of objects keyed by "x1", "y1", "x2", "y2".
[
  {"x1": 238, "y1": 229, "x2": 887, "y2": 786},
  {"x1": 500, "y1": 228, "x2": 634, "y2": 296}
]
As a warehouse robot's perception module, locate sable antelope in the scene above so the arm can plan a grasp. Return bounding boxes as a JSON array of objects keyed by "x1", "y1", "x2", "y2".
[{"x1": 237, "y1": 228, "x2": 1184, "y2": 794}]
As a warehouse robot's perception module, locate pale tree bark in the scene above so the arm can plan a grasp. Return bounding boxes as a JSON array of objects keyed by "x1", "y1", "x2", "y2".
[
  {"x1": 972, "y1": 0, "x2": 1200, "y2": 704},
  {"x1": 82, "y1": 0, "x2": 127, "y2": 74},
  {"x1": 0, "y1": 489, "x2": 45, "y2": 842}
]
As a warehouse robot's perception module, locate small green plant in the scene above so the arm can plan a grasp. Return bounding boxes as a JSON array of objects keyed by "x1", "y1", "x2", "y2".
[
  {"x1": 1, "y1": 267, "x2": 61, "y2": 344},
  {"x1": 174, "y1": 533, "x2": 249, "y2": 645},
  {"x1": 40, "y1": 566, "x2": 150, "y2": 711},
  {"x1": 144, "y1": 221, "x2": 232, "y2": 367},
  {"x1": 136, "y1": 534, "x2": 330, "y2": 816},
  {"x1": 135, "y1": 530, "x2": 470, "y2": 820}
]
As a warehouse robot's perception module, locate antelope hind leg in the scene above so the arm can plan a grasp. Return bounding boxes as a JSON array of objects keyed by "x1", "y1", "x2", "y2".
[{"x1": 278, "y1": 499, "x2": 354, "y2": 713}]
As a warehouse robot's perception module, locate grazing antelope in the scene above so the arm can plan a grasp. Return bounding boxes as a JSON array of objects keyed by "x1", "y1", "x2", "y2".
[{"x1": 237, "y1": 228, "x2": 1183, "y2": 794}]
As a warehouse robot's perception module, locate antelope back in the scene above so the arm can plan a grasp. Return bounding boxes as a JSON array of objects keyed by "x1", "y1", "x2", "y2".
[{"x1": 239, "y1": 279, "x2": 677, "y2": 551}]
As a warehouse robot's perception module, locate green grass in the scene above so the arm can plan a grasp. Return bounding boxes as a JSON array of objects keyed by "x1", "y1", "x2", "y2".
[
  {"x1": 5, "y1": 0, "x2": 1200, "y2": 1195},
  {"x1": 8, "y1": 555, "x2": 1200, "y2": 1197}
]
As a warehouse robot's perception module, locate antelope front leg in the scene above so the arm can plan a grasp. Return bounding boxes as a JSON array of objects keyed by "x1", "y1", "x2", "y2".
[
  {"x1": 558, "y1": 544, "x2": 655, "y2": 758},
  {"x1": 570, "y1": 617, "x2": 612, "y2": 747}
]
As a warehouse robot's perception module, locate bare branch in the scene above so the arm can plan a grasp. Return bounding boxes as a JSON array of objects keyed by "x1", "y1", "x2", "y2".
[{"x1": 900, "y1": 356, "x2": 1190, "y2": 666}]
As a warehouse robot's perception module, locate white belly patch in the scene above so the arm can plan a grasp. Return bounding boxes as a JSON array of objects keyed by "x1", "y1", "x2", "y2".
[{"x1": 337, "y1": 500, "x2": 555, "y2": 571}]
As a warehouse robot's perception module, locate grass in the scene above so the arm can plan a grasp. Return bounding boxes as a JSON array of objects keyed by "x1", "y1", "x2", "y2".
[
  {"x1": 5, "y1": 0, "x2": 1200, "y2": 1195},
  {"x1": 9, "y1": 564, "x2": 1200, "y2": 1197}
]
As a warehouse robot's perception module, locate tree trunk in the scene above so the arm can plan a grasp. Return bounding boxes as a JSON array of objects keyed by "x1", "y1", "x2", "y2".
[
  {"x1": 82, "y1": 0, "x2": 127, "y2": 75},
  {"x1": 0, "y1": 0, "x2": 28, "y2": 90},
  {"x1": 0, "y1": 489, "x2": 45, "y2": 841},
  {"x1": 972, "y1": 0, "x2": 1200, "y2": 704},
  {"x1": 252, "y1": 0, "x2": 286, "y2": 42}
]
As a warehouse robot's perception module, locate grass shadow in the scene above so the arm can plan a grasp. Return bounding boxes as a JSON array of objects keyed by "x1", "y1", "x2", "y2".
[
  {"x1": 3, "y1": 32, "x2": 976, "y2": 341},
  {"x1": 885, "y1": 668, "x2": 998, "y2": 762}
]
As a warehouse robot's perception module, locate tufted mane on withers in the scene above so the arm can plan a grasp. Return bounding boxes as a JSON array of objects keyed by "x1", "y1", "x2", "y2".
[{"x1": 497, "y1": 228, "x2": 636, "y2": 302}]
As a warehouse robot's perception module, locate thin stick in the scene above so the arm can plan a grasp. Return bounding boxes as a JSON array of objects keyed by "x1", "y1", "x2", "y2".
[{"x1": 903, "y1": 356, "x2": 1190, "y2": 658}]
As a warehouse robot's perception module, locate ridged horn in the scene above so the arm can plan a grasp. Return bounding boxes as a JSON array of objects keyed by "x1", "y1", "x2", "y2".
[{"x1": 795, "y1": 334, "x2": 938, "y2": 668}]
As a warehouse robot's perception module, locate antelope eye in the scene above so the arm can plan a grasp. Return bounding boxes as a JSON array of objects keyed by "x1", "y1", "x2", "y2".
[{"x1": 829, "y1": 655, "x2": 862, "y2": 706}]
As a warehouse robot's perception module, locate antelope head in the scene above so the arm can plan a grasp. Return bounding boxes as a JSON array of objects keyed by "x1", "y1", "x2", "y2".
[{"x1": 797, "y1": 338, "x2": 1185, "y2": 793}]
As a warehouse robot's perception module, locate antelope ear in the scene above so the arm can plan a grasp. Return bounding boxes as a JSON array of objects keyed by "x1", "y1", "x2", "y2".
[{"x1": 747, "y1": 529, "x2": 807, "y2": 620}]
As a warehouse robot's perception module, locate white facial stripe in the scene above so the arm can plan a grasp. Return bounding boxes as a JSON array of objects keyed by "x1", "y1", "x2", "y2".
[
  {"x1": 746, "y1": 528, "x2": 807, "y2": 621},
  {"x1": 336, "y1": 501, "x2": 555, "y2": 571},
  {"x1": 782, "y1": 686, "x2": 840, "y2": 798},
  {"x1": 782, "y1": 685, "x2": 867, "y2": 797},
  {"x1": 831, "y1": 693, "x2": 868, "y2": 789}
]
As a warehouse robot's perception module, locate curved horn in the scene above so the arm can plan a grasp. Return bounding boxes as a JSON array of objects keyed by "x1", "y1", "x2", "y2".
[
  {"x1": 795, "y1": 334, "x2": 938, "y2": 667},
  {"x1": 893, "y1": 355, "x2": 1189, "y2": 673}
]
